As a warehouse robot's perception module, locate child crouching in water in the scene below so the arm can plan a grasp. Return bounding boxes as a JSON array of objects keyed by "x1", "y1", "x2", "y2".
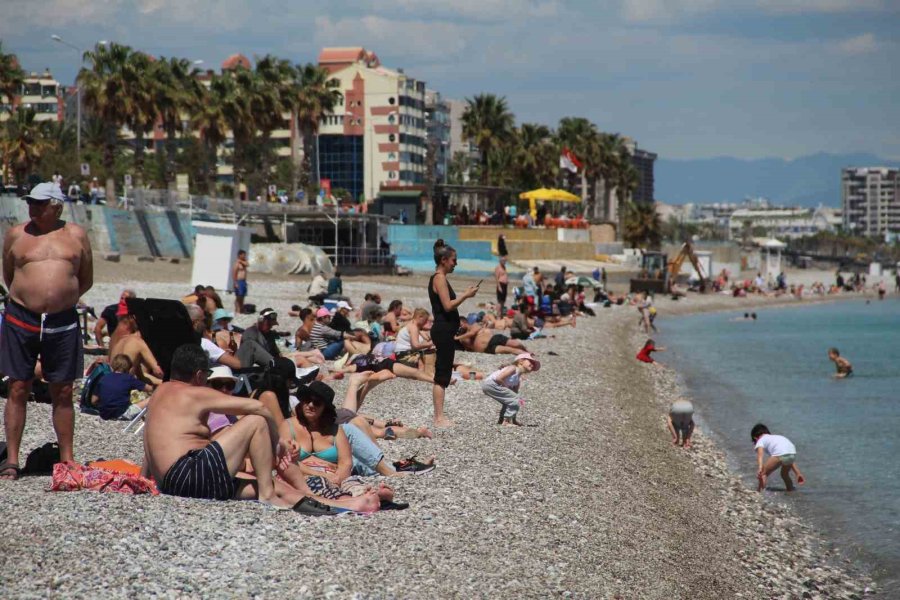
[
  {"x1": 751, "y1": 423, "x2": 806, "y2": 492},
  {"x1": 481, "y1": 353, "x2": 540, "y2": 426}
]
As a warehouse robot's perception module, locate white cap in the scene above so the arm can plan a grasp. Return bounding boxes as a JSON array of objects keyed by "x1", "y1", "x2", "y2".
[
  {"x1": 23, "y1": 182, "x2": 65, "y2": 203},
  {"x1": 336, "y1": 300, "x2": 352, "y2": 311}
]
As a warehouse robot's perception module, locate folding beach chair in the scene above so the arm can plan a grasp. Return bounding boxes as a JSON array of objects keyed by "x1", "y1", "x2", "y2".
[{"x1": 123, "y1": 406, "x2": 148, "y2": 434}]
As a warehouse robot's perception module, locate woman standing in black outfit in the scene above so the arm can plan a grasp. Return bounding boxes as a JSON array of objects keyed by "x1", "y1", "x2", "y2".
[{"x1": 429, "y1": 239, "x2": 478, "y2": 427}]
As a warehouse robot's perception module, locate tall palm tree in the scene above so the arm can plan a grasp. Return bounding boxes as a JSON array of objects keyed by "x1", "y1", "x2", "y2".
[
  {"x1": 191, "y1": 75, "x2": 229, "y2": 196},
  {"x1": 1, "y1": 109, "x2": 51, "y2": 190},
  {"x1": 623, "y1": 201, "x2": 662, "y2": 249},
  {"x1": 252, "y1": 55, "x2": 297, "y2": 192},
  {"x1": 295, "y1": 63, "x2": 342, "y2": 191},
  {"x1": 598, "y1": 133, "x2": 625, "y2": 222},
  {"x1": 217, "y1": 64, "x2": 255, "y2": 202},
  {"x1": 461, "y1": 93, "x2": 514, "y2": 186},
  {"x1": 78, "y1": 41, "x2": 137, "y2": 202},
  {"x1": 0, "y1": 42, "x2": 25, "y2": 113},
  {"x1": 153, "y1": 57, "x2": 204, "y2": 189},
  {"x1": 122, "y1": 51, "x2": 157, "y2": 188},
  {"x1": 615, "y1": 159, "x2": 640, "y2": 236},
  {"x1": 514, "y1": 123, "x2": 557, "y2": 190}
]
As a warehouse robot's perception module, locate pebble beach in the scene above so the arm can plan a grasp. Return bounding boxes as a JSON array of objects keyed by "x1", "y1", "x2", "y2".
[{"x1": 0, "y1": 259, "x2": 875, "y2": 598}]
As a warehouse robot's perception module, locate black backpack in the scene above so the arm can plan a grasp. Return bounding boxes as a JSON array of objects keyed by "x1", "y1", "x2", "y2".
[{"x1": 23, "y1": 442, "x2": 60, "y2": 475}]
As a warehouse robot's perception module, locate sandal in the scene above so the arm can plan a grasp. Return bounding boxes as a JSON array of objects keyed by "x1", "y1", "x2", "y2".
[
  {"x1": 383, "y1": 427, "x2": 397, "y2": 441},
  {"x1": 291, "y1": 496, "x2": 344, "y2": 516},
  {"x1": 0, "y1": 463, "x2": 21, "y2": 481},
  {"x1": 384, "y1": 419, "x2": 404, "y2": 427}
]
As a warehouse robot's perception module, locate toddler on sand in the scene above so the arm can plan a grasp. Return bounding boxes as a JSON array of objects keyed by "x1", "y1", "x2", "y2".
[
  {"x1": 751, "y1": 423, "x2": 806, "y2": 492},
  {"x1": 481, "y1": 353, "x2": 540, "y2": 426}
]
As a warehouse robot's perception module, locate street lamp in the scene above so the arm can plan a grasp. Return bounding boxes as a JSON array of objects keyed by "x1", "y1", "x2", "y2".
[{"x1": 51, "y1": 34, "x2": 84, "y2": 164}]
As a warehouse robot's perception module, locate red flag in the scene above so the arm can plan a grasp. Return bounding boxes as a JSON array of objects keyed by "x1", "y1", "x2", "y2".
[{"x1": 560, "y1": 147, "x2": 583, "y2": 173}]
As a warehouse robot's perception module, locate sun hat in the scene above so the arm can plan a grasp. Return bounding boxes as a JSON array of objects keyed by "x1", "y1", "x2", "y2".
[
  {"x1": 23, "y1": 182, "x2": 64, "y2": 203},
  {"x1": 270, "y1": 356, "x2": 300, "y2": 386},
  {"x1": 212, "y1": 308, "x2": 234, "y2": 322},
  {"x1": 208, "y1": 365, "x2": 237, "y2": 383},
  {"x1": 296, "y1": 380, "x2": 336, "y2": 406},
  {"x1": 336, "y1": 300, "x2": 352, "y2": 311},
  {"x1": 515, "y1": 352, "x2": 541, "y2": 372},
  {"x1": 315, "y1": 307, "x2": 331, "y2": 318}
]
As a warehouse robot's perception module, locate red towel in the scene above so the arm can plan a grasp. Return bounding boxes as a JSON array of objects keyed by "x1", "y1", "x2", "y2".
[{"x1": 49, "y1": 461, "x2": 158, "y2": 495}]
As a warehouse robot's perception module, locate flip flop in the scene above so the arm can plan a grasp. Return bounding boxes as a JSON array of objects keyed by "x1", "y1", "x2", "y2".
[
  {"x1": 379, "y1": 500, "x2": 410, "y2": 510},
  {"x1": 291, "y1": 496, "x2": 343, "y2": 516},
  {"x1": 0, "y1": 463, "x2": 21, "y2": 481}
]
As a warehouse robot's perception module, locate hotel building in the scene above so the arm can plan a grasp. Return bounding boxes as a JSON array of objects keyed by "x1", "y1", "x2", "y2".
[{"x1": 842, "y1": 167, "x2": 900, "y2": 236}]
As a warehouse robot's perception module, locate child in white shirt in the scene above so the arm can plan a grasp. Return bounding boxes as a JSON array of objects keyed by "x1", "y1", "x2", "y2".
[
  {"x1": 751, "y1": 423, "x2": 806, "y2": 492},
  {"x1": 481, "y1": 353, "x2": 539, "y2": 426}
]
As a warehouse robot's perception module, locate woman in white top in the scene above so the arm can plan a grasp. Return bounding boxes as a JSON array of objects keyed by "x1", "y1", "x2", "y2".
[{"x1": 394, "y1": 308, "x2": 434, "y2": 354}]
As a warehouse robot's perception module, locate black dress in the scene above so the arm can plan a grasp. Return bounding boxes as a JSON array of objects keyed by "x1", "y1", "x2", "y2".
[{"x1": 428, "y1": 273, "x2": 460, "y2": 388}]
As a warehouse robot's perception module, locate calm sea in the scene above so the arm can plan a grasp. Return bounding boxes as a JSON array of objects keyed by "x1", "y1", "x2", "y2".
[{"x1": 661, "y1": 299, "x2": 900, "y2": 593}]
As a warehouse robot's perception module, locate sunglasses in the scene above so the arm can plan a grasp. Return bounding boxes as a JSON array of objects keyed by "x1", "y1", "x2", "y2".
[
  {"x1": 209, "y1": 379, "x2": 236, "y2": 392},
  {"x1": 26, "y1": 198, "x2": 51, "y2": 206},
  {"x1": 299, "y1": 396, "x2": 325, "y2": 406}
]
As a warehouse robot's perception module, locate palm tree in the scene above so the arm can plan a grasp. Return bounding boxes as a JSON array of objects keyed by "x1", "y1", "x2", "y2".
[
  {"x1": 121, "y1": 51, "x2": 157, "y2": 189},
  {"x1": 597, "y1": 133, "x2": 625, "y2": 222},
  {"x1": 461, "y1": 93, "x2": 514, "y2": 185},
  {"x1": 623, "y1": 201, "x2": 662, "y2": 249},
  {"x1": 514, "y1": 123, "x2": 557, "y2": 190},
  {"x1": 0, "y1": 42, "x2": 25, "y2": 114},
  {"x1": 252, "y1": 55, "x2": 297, "y2": 192},
  {"x1": 78, "y1": 42, "x2": 137, "y2": 202},
  {"x1": 217, "y1": 64, "x2": 255, "y2": 202},
  {"x1": 615, "y1": 159, "x2": 640, "y2": 237},
  {"x1": 295, "y1": 63, "x2": 342, "y2": 191},
  {"x1": 153, "y1": 57, "x2": 204, "y2": 189},
  {"x1": 191, "y1": 75, "x2": 229, "y2": 196},
  {"x1": 1, "y1": 109, "x2": 51, "y2": 190},
  {"x1": 555, "y1": 117, "x2": 596, "y2": 191}
]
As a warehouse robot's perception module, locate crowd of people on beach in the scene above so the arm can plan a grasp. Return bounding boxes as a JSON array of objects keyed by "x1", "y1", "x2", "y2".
[{"x1": 5, "y1": 181, "x2": 891, "y2": 512}]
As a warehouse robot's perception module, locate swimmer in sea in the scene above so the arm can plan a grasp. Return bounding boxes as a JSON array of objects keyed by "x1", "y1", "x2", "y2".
[{"x1": 828, "y1": 347, "x2": 853, "y2": 378}]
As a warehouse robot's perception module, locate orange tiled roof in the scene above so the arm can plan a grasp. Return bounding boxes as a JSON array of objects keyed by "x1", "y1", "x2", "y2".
[
  {"x1": 222, "y1": 54, "x2": 251, "y2": 70},
  {"x1": 318, "y1": 47, "x2": 379, "y2": 68}
]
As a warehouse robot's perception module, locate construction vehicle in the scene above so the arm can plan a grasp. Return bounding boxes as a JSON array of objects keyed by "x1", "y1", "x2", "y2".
[{"x1": 629, "y1": 242, "x2": 707, "y2": 294}]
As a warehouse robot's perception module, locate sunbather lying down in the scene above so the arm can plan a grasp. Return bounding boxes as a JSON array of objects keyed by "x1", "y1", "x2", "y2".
[
  {"x1": 336, "y1": 353, "x2": 447, "y2": 410},
  {"x1": 455, "y1": 321, "x2": 528, "y2": 355}
]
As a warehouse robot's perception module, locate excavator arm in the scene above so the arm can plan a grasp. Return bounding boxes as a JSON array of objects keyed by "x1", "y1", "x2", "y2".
[{"x1": 667, "y1": 242, "x2": 707, "y2": 292}]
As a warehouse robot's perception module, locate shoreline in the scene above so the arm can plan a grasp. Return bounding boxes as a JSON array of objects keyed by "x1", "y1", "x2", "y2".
[{"x1": 0, "y1": 264, "x2": 878, "y2": 598}]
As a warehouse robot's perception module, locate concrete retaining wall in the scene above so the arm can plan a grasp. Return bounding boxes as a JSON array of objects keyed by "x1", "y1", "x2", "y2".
[{"x1": 0, "y1": 195, "x2": 194, "y2": 258}]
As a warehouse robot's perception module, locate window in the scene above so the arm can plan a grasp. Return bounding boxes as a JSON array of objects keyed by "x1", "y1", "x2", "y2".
[
  {"x1": 387, "y1": 114, "x2": 395, "y2": 124},
  {"x1": 388, "y1": 171, "x2": 397, "y2": 179},
  {"x1": 318, "y1": 134, "x2": 364, "y2": 201},
  {"x1": 388, "y1": 134, "x2": 396, "y2": 142},
  {"x1": 388, "y1": 97, "x2": 396, "y2": 105}
]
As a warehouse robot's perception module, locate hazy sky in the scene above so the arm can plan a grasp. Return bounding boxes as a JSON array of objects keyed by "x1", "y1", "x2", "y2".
[{"x1": 3, "y1": 0, "x2": 898, "y2": 161}]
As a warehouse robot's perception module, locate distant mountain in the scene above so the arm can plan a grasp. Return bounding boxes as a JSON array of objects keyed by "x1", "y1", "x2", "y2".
[{"x1": 656, "y1": 152, "x2": 898, "y2": 207}]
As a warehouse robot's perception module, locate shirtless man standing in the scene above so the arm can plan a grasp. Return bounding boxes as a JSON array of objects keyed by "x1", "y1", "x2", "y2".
[
  {"x1": 1, "y1": 183, "x2": 93, "y2": 479},
  {"x1": 232, "y1": 249, "x2": 248, "y2": 315},
  {"x1": 143, "y1": 344, "x2": 376, "y2": 514}
]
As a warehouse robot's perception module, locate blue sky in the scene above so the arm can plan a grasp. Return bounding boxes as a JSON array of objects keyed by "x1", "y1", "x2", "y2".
[{"x1": 2, "y1": 0, "x2": 898, "y2": 161}]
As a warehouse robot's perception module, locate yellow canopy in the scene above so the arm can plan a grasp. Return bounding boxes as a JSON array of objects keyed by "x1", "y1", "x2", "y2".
[{"x1": 518, "y1": 188, "x2": 581, "y2": 202}]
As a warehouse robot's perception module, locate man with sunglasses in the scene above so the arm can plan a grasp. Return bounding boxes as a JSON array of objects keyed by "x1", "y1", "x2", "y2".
[{"x1": 1, "y1": 182, "x2": 93, "y2": 481}]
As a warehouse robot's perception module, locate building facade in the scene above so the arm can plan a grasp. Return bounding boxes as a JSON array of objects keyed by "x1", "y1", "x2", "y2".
[
  {"x1": 625, "y1": 138, "x2": 656, "y2": 205},
  {"x1": 424, "y1": 89, "x2": 450, "y2": 184},
  {"x1": 842, "y1": 167, "x2": 900, "y2": 236},
  {"x1": 728, "y1": 206, "x2": 841, "y2": 239},
  {"x1": 0, "y1": 70, "x2": 64, "y2": 123},
  {"x1": 317, "y1": 47, "x2": 427, "y2": 202}
]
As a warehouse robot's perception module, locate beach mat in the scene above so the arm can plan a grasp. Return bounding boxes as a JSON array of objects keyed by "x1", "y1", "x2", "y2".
[{"x1": 126, "y1": 298, "x2": 196, "y2": 381}]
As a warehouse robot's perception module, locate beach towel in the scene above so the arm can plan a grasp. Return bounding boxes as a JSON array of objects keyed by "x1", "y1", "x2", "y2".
[{"x1": 49, "y1": 461, "x2": 159, "y2": 495}]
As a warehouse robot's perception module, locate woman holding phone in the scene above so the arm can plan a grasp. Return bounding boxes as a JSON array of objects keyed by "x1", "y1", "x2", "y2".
[{"x1": 429, "y1": 239, "x2": 478, "y2": 427}]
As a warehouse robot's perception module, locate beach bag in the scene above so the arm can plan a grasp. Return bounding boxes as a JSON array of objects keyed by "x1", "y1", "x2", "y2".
[
  {"x1": 23, "y1": 442, "x2": 60, "y2": 475},
  {"x1": 80, "y1": 362, "x2": 111, "y2": 414}
]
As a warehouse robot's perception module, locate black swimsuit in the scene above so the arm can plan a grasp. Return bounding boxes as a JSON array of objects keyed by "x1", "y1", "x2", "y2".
[{"x1": 429, "y1": 273, "x2": 459, "y2": 388}]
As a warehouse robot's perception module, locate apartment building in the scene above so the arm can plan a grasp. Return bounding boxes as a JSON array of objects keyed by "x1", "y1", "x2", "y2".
[
  {"x1": 424, "y1": 89, "x2": 450, "y2": 183},
  {"x1": 317, "y1": 47, "x2": 427, "y2": 202},
  {"x1": 842, "y1": 167, "x2": 900, "y2": 236},
  {"x1": 0, "y1": 69, "x2": 64, "y2": 123}
]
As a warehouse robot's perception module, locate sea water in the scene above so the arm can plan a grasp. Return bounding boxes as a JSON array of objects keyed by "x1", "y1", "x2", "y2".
[{"x1": 661, "y1": 299, "x2": 900, "y2": 593}]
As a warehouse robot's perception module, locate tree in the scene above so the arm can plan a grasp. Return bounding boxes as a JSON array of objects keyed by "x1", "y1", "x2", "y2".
[
  {"x1": 1, "y1": 109, "x2": 51, "y2": 191},
  {"x1": 514, "y1": 123, "x2": 558, "y2": 190},
  {"x1": 295, "y1": 63, "x2": 342, "y2": 194},
  {"x1": 78, "y1": 42, "x2": 138, "y2": 202},
  {"x1": 252, "y1": 55, "x2": 298, "y2": 193},
  {"x1": 0, "y1": 41, "x2": 25, "y2": 114},
  {"x1": 152, "y1": 56, "x2": 204, "y2": 189},
  {"x1": 191, "y1": 74, "x2": 230, "y2": 196},
  {"x1": 461, "y1": 93, "x2": 514, "y2": 185},
  {"x1": 123, "y1": 51, "x2": 157, "y2": 188},
  {"x1": 623, "y1": 201, "x2": 662, "y2": 249}
]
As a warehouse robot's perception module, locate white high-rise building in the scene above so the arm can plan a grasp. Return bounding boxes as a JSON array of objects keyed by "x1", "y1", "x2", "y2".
[{"x1": 842, "y1": 167, "x2": 900, "y2": 236}]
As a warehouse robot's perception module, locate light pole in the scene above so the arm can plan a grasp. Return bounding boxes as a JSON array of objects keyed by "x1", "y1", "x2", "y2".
[{"x1": 51, "y1": 35, "x2": 84, "y2": 165}]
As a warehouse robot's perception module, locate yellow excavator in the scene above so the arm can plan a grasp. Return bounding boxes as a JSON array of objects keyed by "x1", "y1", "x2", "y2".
[{"x1": 629, "y1": 242, "x2": 707, "y2": 294}]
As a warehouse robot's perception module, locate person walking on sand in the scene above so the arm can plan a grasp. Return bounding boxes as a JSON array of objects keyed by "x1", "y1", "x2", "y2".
[
  {"x1": 494, "y1": 256, "x2": 509, "y2": 316},
  {"x1": 429, "y1": 239, "x2": 478, "y2": 428},
  {"x1": 232, "y1": 249, "x2": 249, "y2": 315},
  {"x1": 0, "y1": 182, "x2": 93, "y2": 480},
  {"x1": 828, "y1": 347, "x2": 853, "y2": 378},
  {"x1": 751, "y1": 423, "x2": 806, "y2": 492}
]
